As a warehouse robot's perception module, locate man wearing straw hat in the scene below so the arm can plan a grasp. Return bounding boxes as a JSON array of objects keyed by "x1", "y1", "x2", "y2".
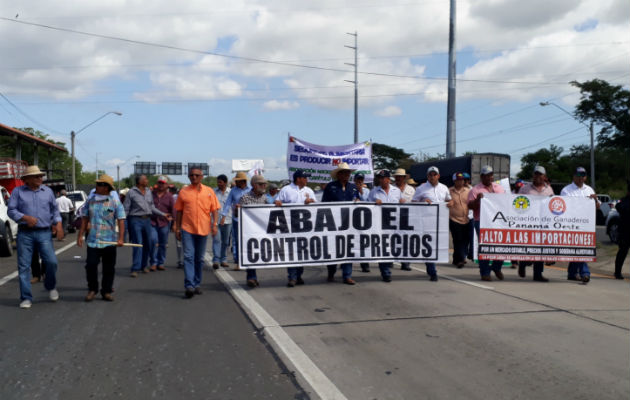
[
  {"x1": 76, "y1": 174, "x2": 125, "y2": 302},
  {"x1": 393, "y1": 168, "x2": 415, "y2": 271},
  {"x1": 220, "y1": 171, "x2": 251, "y2": 266},
  {"x1": 322, "y1": 162, "x2": 360, "y2": 285},
  {"x1": 8, "y1": 165, "x2": 63, "y2": 308}
]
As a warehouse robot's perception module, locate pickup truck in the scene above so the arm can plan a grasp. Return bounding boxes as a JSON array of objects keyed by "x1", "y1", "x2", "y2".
[
  {"x1": 597, "y1": 194, "x2": 617, "y2": 225},
  {"x1": 0, "y1": 185, "x2": 18, "y2": 257}
]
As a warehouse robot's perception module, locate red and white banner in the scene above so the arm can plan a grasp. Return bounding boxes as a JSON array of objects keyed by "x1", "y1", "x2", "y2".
[{"x1": 479, "y1": 194, "x2": 596, "y2": 262}]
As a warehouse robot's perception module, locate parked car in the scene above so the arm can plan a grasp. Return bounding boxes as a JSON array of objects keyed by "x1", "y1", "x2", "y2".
[
  {"x1": 0, "y1": 185, "x2": 18, "y2": 257},
  {"x1": 66, "y1": 190, "x2": 88, "y2": 233},
  {"x1": 606, "y1": 209, "x2": 620, "y2": 244},
  {"x1": 596, "y1": 194, "x2": 617, "y2": 225}
]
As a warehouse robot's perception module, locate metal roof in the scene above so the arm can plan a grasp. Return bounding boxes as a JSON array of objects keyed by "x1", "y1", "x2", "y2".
[{"x1": 0, "y1": 122, "x2": 68, "y2": 153}]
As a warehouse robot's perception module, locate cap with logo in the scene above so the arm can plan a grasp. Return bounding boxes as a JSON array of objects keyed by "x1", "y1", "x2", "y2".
[
  {"x1": 427, "y1": 166, "x2": 439, "y2": 175},
  {"x1": 480, "y1": 165, "x2": 494, "y2": 175},
  {"x1": 376, "y1": 170, "x2": 391, "y2": 178},
  {"x1": 575, "y1": 166, "x2": 587, "y2": 175},
  {"x1": 157, "y1": 175, "x2": 168, "y2": 183},
  {"x1": 293, "y1": 169, "x2": 311, "y2": 179}
]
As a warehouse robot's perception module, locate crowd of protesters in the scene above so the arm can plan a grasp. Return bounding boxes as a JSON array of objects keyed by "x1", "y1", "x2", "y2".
[{"x1": 6, "y1": 162, "x2": 628, "y2": 308}]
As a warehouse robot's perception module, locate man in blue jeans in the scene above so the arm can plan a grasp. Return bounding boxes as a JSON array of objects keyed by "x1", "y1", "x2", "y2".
[
  {"x1": 560, "y1": 167, "x2": 600, "y2": 284},
  {"x1": 275, "y1": 170, "x2": 317, "y2": 287},
  {"x1": 467, "y1": 166, "x2": 506, "y2": 281},
  {"x1": 149, "y1": 176, "x2": 175, "y2": 271},
  {"x1": 124, "y1": 175, "x2": 170, "y2": 277},
  {"x1": 8, "y1": 165, "x2": 63, "y2": 309},
  {"x1": 212, "y1": 174, "x2": 232, "y2": 268},
  {"x1": 220, "y1": 172, "x2": 250, "y2": 266},
  {"x1": 322, "y1": 162, "x2": 360, "y2": 285}
]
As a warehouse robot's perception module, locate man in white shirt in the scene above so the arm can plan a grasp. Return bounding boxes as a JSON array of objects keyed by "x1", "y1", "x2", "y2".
[
  {"x1": 412, "y1": 166, "x2": 451, "y2": 281},
  {"x1": 560, "y1": 166, "x2": 600, "y2": 284},
  {"x1": 368, "y1": 170, "x2": 402, "y2": 282},
  {"x1": 55, "y1": 190, "x2": 74, "y2": 235},
  {"x1": 275, "y1": 170, "x2": 316, "y2": 287}
]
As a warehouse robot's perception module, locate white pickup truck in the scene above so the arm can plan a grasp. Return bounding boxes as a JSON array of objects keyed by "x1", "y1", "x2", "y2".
[{"x1": 0, "y1": 185, "x2": 18, "y2": 257}]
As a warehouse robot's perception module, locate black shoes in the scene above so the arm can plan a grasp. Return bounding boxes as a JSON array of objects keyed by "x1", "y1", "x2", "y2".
[
  {"x1": 518, "y1": 264, "x2": 526, "y2": 278},
  {"x1": 582, "y1": 276, "x2": 590, "y2": 284},
  {"x1": 185, "y1": 288, "x2": 194, "y2": 299},
  {"x1": 429, "y1": 274, "x2": 438, "y2": 282},
  {"x1": 287, "y1": 280, "x2": 296, "y2": 288},
  {"x1": 296, "y1": 277, "x2": 305, "y2": 285},
  {"x1": 567, "y1": 275, "x2": 580, "y2": 281},
  {"x1": 382, "y1": 276, "x2": 392, "y2": 283},
  {"x1": 401, "y1": 264, "x2": 412, "y2": 271},
  {"x1": 533, "y1": 275, "x2": 549, "y2": 282},
  {"x1": 194, "y1": 287, "x2": 203, "y2": 295},
  {"x1": 614, "y1": 273, "x2": 625, "y2": 280}
]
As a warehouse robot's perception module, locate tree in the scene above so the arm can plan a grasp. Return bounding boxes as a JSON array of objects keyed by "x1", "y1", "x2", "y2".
[
  {"x1": 570, "y1": 79, "x2": 630, "y2": 149},
  {"x1": 372, "y1": 143, "x2": 414, "y2": 171}
]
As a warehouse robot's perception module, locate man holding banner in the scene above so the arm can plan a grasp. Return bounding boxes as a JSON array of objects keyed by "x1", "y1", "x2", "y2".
[
  {"x1": 275, "y1": 170, "x2": 316, "y2": 287},
  {"x1": 322, "y1": 162, "x2": 360, "y2": 285},
  {"x1": 368, "y1": 170, "x2": 402, "y2": 282},
  {"x1": 560, "y1": 167, "x2": 600, "y2": 284},
  {"x1": 239, "y1": 175, "x2": 271, "y2": 288},
  {"x1": 468, "y1": 166, "x2": 506, "y2": 281},
  {"x1": 412, "y1": 166, "x2": 451, "y2": 281},
  {"x1": 517, "y1": 166, "x2": 554, "y2": 282}
]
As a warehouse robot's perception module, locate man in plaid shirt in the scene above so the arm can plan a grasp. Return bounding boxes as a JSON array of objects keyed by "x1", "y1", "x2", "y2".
[{"x1": 77, "y1": 175, "x2": 125, "y2": 302}]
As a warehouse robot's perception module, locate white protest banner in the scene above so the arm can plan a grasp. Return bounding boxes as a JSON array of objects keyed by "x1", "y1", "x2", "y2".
[
  {"x1": 238, "y1": 202, "x2": 449, "y2": 269},
  {"x1": 286, "y1": 136, "x2": 373, "y2": 183},
  {"x1": 479, "y1": 194, "x2": 596, "y2": 262}
]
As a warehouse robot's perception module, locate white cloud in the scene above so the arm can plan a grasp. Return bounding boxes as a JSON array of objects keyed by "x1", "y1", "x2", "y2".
[
  {"x1": 375, "y1": 105, "x2": 402, "y2": 117},
  {"x1": 0, "y1": 0, "x2": 627, "y2": 109},
  {"x1": 262, "y1": 100, "x2": 299, "y2": 111}
]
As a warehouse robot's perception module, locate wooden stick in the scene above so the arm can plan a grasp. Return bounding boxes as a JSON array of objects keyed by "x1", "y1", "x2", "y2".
[{"x1": 98, "y1": 241, "x2": 143, "y2": 248}]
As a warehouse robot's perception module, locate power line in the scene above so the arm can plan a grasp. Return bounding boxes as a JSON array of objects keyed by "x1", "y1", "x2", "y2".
[
  {"x1": 0, "y1": 17, "x2": 595, "y2": 86},
  {"x1": 0, "y1": 92, "x2": 64, "y2": 135}
]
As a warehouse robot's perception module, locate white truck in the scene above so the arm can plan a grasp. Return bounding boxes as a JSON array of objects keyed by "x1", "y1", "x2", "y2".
[{"x1": 0, "y1": 185, "x2": 18, "y2": 257}]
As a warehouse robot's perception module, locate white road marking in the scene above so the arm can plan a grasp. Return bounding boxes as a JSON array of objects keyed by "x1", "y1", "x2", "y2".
[
  {"x1": 409, "y1": 265, "x2": 495, "y2": 290},
  {"x1": 0, "y1": 241, "x2": 76, "y2": 287},
  {"x1": 207, "y1": 253, "x2": 348, "y2": 400}
]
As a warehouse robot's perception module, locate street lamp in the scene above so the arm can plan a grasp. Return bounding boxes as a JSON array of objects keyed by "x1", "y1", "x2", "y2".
[
  {"x1": 71, "y1": 111, "x2": 122, "y2": 190},
  {"x1": 539, "y1": 101, "x2": 595, "y2": 190},
  {"x1": 117, "y1": 155, "x2": 140, "y2": 190}
]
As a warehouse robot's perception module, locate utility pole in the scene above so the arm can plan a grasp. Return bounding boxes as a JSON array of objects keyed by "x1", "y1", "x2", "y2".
[
  {"x1": 345, "y1": 31, "x2": 358, "y2": 144},
  {"x1": 445, "y1": 0, "x2": 456, "y2": 158},
  {"x1": 589, "y1": 121, "x2": 595, "y2": 190}
]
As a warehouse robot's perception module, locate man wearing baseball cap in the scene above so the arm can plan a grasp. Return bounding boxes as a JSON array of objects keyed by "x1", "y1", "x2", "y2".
[
  {"x1": 8, "y1": 165, "x2": 63, "y2": 308},
  {"x1": 368, "y1": 170, "x2": 403, "y2": 282},
  {"x1": 517, "y1": 165, "x2": 554, "y2": 282},
  {"x1": 149, "y1": 176, "x2": 175, "y2": 272},
  {"x1": 239, "y1": 174, "x2": 271, "y2": 288},
  {"x1": 412, "y1": 166, "x2": 452, "y2": 281},
  {"x1": 275, "y1": 169, "x2": 316, "y2": 287},
  {"x1": 560, "y1": 166, "x2": 600, "y2": 284},
  {"x1": 467, "y1": 165, "x2": 506, "y2": 281}
]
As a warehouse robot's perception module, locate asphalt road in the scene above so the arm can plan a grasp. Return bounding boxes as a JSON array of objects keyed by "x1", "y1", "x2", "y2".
[
  {"x1": 0, "y1": 233, "x2": 306, "y2": 400},
  {"x1": 0, "y1": 232, "x2": 628, "y2": 400}
]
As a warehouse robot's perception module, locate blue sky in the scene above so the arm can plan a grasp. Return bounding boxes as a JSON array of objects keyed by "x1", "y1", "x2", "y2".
[{"x1": 0, "y1": 0, "x2": 628, "y2": 182}]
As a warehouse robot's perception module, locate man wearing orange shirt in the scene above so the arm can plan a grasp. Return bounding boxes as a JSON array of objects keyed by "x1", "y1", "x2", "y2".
[{"x1": 174, "y1": 168, "x2": 220, "y2": 298}]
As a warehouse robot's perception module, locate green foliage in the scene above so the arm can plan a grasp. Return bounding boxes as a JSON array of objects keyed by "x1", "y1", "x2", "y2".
[
  {"x1": 0, "y1": 127, "x2": 83, "y2": 180},
  {"x1": 570, "y1": 79, "x2": 630, "y2": 149},
  {"x1": 518, "y1": 144, "x2": 630, "y2": 196},
  {"x1": 372, "y1": 143, "x2": 414, "y2": 171}
]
